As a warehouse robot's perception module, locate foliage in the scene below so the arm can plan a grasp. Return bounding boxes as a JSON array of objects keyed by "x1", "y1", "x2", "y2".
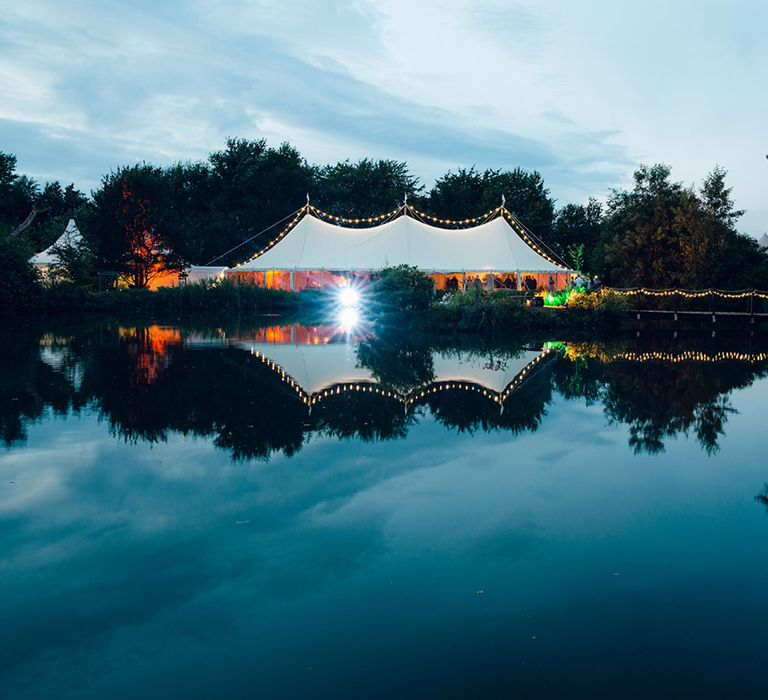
[
  {"x1": 568, "y1": 242, "x2": 585, "y2": 273},
  {"x1": 313, "y1": 158, "x2": 421, "y2": 217},
  {"x1": 553, "y1": 199, "x2": 602, "y2": 268},
  {"x1": 48, "y1": 238, "x2": 96, "y2": 288},
  {"x1": 5, "y1": 146, "x2": 768, "y2": 301},
  {"x1": 432, "y1": 287, "x2": 533, "y2": 332},
  {"x1": 598, "y1": 164, "x2": 768, "y2": 289},
  {"x1": 37, "y1": 278, "x2": 301, "y2": 315},
  {"x1": 423, "y1": 167, "x2": 555, "y2": 238},
  {"x1": 0, "y1": 234, "x2": 41, "y2": 312},
  {"x1": 368, "y1": 265, "x2": 435, "y2": 313},
  {"x1": 201, "y1": 139, "x2": 313, "y2": 265},
  {"x1": 566, "y1": 289, "x2": 630, "y2": 314},
  {"x1": 356, "y1": 330, "x2": 435, "y2": 393},
  {"x1": 0, "y1": 150, "x2": 89, "y2": 252},
  {"x1": 87, "y1": 164, "x2": 186, "y2": 288}
]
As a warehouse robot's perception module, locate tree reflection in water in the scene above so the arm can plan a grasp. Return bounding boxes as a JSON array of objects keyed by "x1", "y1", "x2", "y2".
[
  {"x1": 551, "y1": 345, "x2": 759, "y2": 455},
  {"x1": 2, "y1": 323, "x2": 767, "y2": 462}
]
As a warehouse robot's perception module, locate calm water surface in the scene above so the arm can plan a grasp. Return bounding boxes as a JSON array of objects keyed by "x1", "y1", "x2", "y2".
[{"x1": 2, "y1": 321, "x2": 768, "y2": 698}]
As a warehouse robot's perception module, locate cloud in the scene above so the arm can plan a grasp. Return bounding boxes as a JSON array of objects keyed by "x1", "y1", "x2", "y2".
[
  {"x1": 1, "y1": 0, "x2": 764, "y2": 231},
  {"x1": 0, "y1": 0, "x2": 633, "y2": 207}
]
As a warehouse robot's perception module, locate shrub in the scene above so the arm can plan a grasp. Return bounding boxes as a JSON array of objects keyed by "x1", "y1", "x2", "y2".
[
  {"x1": 368, "y1": 265, "x2": 435, "y2": 313},
  {"x1": 0, "y1": 236, "x2": 41, "y2": 313},
  {"x1": 431, "y1": 287, "x2": 532, "y2": 332},
  {"x1": 566, "y1": 289, "x2": 630, "y2": 313},
  {"x1": 37, "y1": 277, "x2": 302, "y2": 316},
  {"x1": 48, "y1": 241, "x2": 96, "y2": 288}
]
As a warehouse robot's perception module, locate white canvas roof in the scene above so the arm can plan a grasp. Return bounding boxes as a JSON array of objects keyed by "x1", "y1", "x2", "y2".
[
  {"x1": 185, "y1": 266, "x2": 227, "y2": 283},
  {"x1": 759, "y1": 233, "x2": 768, "y2": 249},
  {"x1": 231, "y1": 342, "x2": 546, "y2": 397},
  {"x1": 235, "y1": 211, "x2": 568, "y2": 273},
  {"x1": 30, "y1": 219, "x2": 83, "y2": 265}
]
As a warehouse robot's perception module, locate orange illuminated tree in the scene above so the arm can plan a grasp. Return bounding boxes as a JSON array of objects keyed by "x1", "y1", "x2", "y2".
[
  {"x1": 119, "y1": 182, "x2": 180, "y2": 288},
  {"x1": 89, "y1": 164, "x2": 185, "y2": 288}
]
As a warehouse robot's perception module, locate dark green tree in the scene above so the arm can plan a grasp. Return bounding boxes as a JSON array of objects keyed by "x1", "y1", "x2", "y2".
[
  {"x1": 368, "y1": 265, "x2": 435, "y2": 314},
  {"x1": 552, "y1": 198, "x2": 602, "y2": 268},
  {"x1": 597, "y1": 164, "x2": 768, "y2": 289},
  {"x1": 0, "y1": 234, "x2": 40, "y2": 312},
  {"x1": 312, "y1": 158, "x2": 421, "y2": 218},
  {"x1": 0, "y1": 151, "x2": 89, "y2": 253},
  {"x1": 87, "y1": 164, "x2": 185, "y2": 288},
  {"x1": 425, "y1": 167, "x2": 556, "y2": 239},
  {"x1": 204, "y1": 138, "x2": 313, "y2": 265}
]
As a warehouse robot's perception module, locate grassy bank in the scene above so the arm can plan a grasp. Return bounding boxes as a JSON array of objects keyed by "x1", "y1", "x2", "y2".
[
  {"x1": 33, "y1": 280, "x2": 319, "y2": 317},
  {"x1": 424, "y1": 287, "x2": 631, "y2": 334},
  {"x1": 7, "y1": 278, "x2": 631, "y2": 332}
]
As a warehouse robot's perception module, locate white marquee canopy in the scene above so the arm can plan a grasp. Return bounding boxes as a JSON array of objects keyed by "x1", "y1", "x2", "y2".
[
  {"x1": 233, "y1": 210, "x2": 568, "y2": 274},
  {"x1": 30, "y1": 219, "x2": 83, "y2": 266}
]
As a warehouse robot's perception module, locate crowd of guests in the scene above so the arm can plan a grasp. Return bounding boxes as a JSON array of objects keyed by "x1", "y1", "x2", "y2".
[{"x1": 442, "y1": 273, "x2": 601, "y2": 293}]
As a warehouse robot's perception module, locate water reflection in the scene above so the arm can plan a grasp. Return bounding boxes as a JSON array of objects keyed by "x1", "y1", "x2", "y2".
[{"x1": 2, "y1": 322, "x2": 767, "y2": 459}]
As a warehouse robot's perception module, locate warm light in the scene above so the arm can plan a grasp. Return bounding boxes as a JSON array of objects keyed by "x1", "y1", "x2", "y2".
[
  {"x1": 338, "y1": 306, "x2": 360, "y2": 330},
  {"x1": 338, "y1": 286, "x2": 361, "y2": 308}
]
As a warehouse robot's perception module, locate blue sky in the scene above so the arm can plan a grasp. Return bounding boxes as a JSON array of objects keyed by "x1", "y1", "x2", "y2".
[{"x1": 1, "y1": 0, "x2": 766, "y2": 234}]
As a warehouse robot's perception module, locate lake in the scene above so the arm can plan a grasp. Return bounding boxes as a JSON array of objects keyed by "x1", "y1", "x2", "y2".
[{"x1": 2, "y1": 320, "x2": 768, "y2": 698}]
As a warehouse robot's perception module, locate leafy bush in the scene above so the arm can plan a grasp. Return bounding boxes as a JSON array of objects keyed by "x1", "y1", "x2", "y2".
[
  {"x1": 0, "y1": 236, "x2": 41, "y2": 313},
  {"x1": 37, "y1": 278, "x2": 302, "y2": 315},
  {"x1": 566, "y1": 289, "x2": 630, "y2": 313},
  {"x1": 48, "y1": 240, "x2": 96, "y2": 288},
  {"x1": 153, "y1": 278, "x2": 298, "y2": 313},
  {"x1": 431, "y1": 287, "x2": 532, "y2": 332},
  {"x1": 369, "y1": 265, "x2": 435, "y2": 313}
]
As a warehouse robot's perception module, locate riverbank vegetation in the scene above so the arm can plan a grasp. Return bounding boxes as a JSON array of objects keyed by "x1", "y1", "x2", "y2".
[{"x1": 2, "y1": 140, "x2": 768, "y2": 316}]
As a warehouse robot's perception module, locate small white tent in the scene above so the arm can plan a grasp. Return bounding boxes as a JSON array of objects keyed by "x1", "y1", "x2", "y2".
[
  {"x1": 759, "y1": 233, "x2": 768, "y2": 249},
  {"x1": 30, "y1": 219, "x2": 84, "y2": 272},
  {"x1": 184, "y1": 266, "x2": 228, "y2": 284}
]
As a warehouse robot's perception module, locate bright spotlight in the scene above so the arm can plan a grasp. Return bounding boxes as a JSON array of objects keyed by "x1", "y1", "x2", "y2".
[
  {"x1": 338, "y1": 286, "x2": 360, "y2": 308},
  {"x1": 338, "y1": 306, "x2": 360, "y2": 330}
]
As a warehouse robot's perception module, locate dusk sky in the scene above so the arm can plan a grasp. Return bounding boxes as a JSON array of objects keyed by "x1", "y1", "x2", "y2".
[{"x1": 2, "y1": 0, "x2": 765, "y2": 235}]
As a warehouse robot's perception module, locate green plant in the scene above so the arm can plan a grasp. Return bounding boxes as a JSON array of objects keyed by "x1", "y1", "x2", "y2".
[
  {"x1": 0, "y1": 236, "x2": 41, "y2": 313},
  {"x1": 566, "y1": 289, "x2": 630, "y2": 313},
  {"x1": 369, "y1": 265, "x2": 435, "y2": 313},
  {"x1": 568, "y1": 242, "x2": 585, "y2": 272}
]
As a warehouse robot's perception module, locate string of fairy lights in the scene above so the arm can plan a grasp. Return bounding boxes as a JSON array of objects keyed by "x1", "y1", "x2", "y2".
[
  {"x1": 248, "y1": 347, "x2": 552, "y2": 408},
  {"x1": 406, "y1": 204, "x2": 502, "y2": 227},
  {"x1": 499, "y1": 208, "x2": 570, "y2": 269},
  {"x1": 605, "y1": 287, "x2": 768, "y2": 300},
  {"x1": 244, "y1": 343, "x2": 768, "y2": 419},
  {"x1": 248, "y1": 343, "x2": 768, "y2": 409},
  {"x1": 226, "y1": 200, "x2": 572, "y2": 269},
  {"x1": 308, "y1": 203, "x2": 403, "y2": 225},
  {"x1": 608, "y1": 351, "x2": 768, "y2": 363},
  {"x1": 230, "y1": 205, "x2": 309, "y2": 269}
]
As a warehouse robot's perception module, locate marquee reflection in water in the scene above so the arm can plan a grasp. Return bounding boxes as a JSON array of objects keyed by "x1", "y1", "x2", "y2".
[
  {"x1": 2, "y1": 321, "x2": 767, "y2": 459},
  {"x1": 5, "y1": 321, "x2": 768, "y2": 698}
]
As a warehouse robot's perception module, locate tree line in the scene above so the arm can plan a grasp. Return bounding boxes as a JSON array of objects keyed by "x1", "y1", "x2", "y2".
[{"x1": 2, "y1": 139, "x2": 767, "y2": 293}]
